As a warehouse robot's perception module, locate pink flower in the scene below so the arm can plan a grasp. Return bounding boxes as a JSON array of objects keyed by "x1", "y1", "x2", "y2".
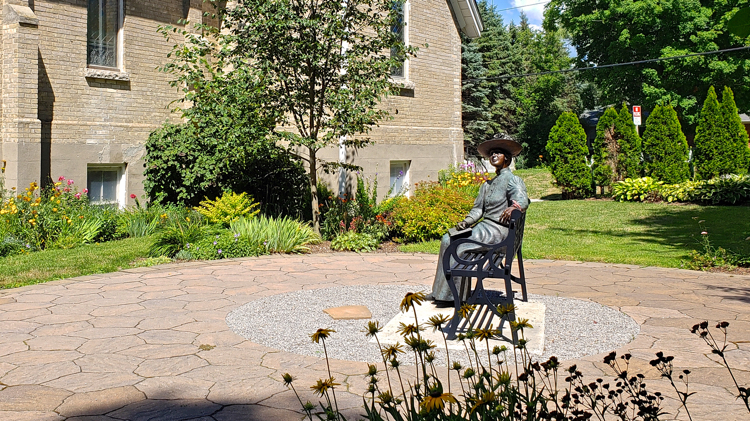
[
  {"x1": 75, "y1": 193, "x2": 81, "y2": 199},
  {"x1": 67, "y1": 179, "x2": 74, "y2": 185},
  {"x1": 701, "y1": 231, "x2": 708, "y2": 235},
  {"x1": 58, "y1": 176, "x2": 65, "y2": 181},
  {"x1": 83, "y1": 189, "x2": 88, "y2": 194},
  {"x1": 130, "y1": 194, "x2": 136, "y2": 199},
  {"x1": 64, "y1": 188, "x2": 70, "y2": 192}
]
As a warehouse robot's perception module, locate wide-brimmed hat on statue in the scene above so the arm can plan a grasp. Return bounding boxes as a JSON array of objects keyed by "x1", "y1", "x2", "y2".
[{"x1": 477, "y1": 135, "x2": 523, "y2": 158}]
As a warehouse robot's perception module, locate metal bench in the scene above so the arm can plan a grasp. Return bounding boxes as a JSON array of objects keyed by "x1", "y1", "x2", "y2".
[{"x1": 440, "y1": 209, "x2": 527, "y2": 341}]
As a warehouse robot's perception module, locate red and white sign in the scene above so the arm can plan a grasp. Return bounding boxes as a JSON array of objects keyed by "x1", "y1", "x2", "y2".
[{"x1": 633, "y1": 106, "x2": 641, "y2": 126}]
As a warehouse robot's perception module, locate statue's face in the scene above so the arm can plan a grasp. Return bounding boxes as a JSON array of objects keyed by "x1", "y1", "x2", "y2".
[{"x1": 489, "y1": 149, "x2": 508, "y2": 168}]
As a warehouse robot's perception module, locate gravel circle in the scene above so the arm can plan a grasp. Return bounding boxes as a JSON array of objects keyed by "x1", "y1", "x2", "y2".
[{"x1": 226, "y1": 285, "x2": 639, "y2": 365}]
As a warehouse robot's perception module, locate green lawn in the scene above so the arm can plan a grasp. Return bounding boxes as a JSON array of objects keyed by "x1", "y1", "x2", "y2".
[
  {"x1": 400, "y1": 200, "x2": 750, "y2": 268},
  {"x1": 0, "y1": 237, "x2": 152, "y2": 289},
  {"x1": 514, "y1": 168, "x2": 561, "y2": 200}
]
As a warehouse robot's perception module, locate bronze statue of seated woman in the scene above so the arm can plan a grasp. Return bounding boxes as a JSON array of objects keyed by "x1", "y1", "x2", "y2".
[{"x1": 426, "y1": 135, "x2": 530, "y2": 306}]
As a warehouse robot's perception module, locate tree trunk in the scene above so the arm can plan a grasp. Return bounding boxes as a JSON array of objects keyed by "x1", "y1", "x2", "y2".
[{"x1": 308, "y1": 147, "x2": 321, "y2": 235}]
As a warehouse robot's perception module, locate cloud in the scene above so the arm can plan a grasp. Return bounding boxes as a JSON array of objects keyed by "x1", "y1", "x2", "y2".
[{"x1": 511, "y1": 0, "x2": 548, "y2": 25}]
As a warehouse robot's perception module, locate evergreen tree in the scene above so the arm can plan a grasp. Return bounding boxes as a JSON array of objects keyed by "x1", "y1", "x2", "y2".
[
  {"x1": 477, "y1": 2, "x2": 521, "y2": 137},
  {"x1": 591, "y1": 107, "x2": 619, "y2": 192},
  {"x1": 546, "y1": 112, "x2": 593, "y2": 198},
  {"x1": 718, "y1": 86, "x2": 750, "y2": 176},
  {"x1": 642, "y1": 105, "x2": 690, "y2": 184},
  {"x1": 694, "y1": 86, "x2": 729, "y2": 180},
  {"x1": 613, "y1": 103, "x2": 642, "y2": 180},
  {"x1": 461, "y1": 40, "x2": 492, "y2": 157}
]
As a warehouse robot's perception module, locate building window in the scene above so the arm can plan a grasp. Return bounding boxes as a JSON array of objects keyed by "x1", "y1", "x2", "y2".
[
  {"x1": 87, "y1": 165, "x2": 126, "y2": 207},
  {"x1": 389, "y1": 160, "x2": 410, "y2": 197},
  {"x1": 87, "y1": 0, "x2": 122, "y2": 68},
  {"x1": 390, "y1": 0, "x2": 406, "y2": 78}
]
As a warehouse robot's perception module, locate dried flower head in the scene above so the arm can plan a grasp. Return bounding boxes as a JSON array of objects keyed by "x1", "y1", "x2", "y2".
[
  {"x1": 310, "y1": 328, "x2": 336, "y2": 344},
  {"x1": 400, "y1": 291, "x2": 426, "y2": 313}
]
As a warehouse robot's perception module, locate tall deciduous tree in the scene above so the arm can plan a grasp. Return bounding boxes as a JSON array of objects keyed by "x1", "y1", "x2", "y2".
[
  {"x1": 642, "y1": 105, "x2": 690, "y2": 184},
  {"x1": 546, "y1": 111, "x2": 592, "y2": 198},
  {"x1": 161, "y1": 0, "x2": 416, "y2": 233},
  {"x1": 544, "y1": 0, "x2": 750, "y2": 134}
]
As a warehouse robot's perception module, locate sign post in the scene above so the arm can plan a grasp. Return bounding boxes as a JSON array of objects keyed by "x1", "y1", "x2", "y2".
[{"x1": 632, "y1": 106, "x2": 642, "y2": 126}]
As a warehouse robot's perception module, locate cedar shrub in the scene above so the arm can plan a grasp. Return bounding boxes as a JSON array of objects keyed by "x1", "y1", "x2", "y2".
[
  {"x1": 642, "y1": 104, "x2": 690, "y2": 184},
  {"x1": 546, "y1": 112, "x2": 593, "y2": 198}
]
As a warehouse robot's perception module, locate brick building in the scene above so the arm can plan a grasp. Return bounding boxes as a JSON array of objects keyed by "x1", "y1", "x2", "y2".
[{"x1": 0, "y1": 0, "x2": 481, "y2": 206}]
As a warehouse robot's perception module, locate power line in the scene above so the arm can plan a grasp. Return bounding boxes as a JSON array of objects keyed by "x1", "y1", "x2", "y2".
[
  {"x1": 494, "y1": 1, "x2": 549, "y2": 12},
  {"x1": 463, "y1": 45, "x2": 750, "y2": 83}
]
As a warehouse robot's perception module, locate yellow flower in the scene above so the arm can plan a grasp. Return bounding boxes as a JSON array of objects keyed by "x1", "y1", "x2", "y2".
[
  {"x1": 420, "y1": 385, "x2": 456, "y2": 412},
  {"x1": 52, "y1": 208, "x2": 58, "y2": 212},
  {"x1": 310, "y1": 377, "x2": 340, "y2": 397},
  {"x1": 56, "y1": 200, "x2": 61, "y2": 204}
]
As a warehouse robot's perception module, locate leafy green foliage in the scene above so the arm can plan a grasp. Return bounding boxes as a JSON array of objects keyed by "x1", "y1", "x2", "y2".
[
  {"x1": 194, "y1": 192, "x2": 260, "y2": 226},
  {"x1": 148, "y1": 22, "x2": 310, "y2": 217},
  {"x1": 694, "y1": 86, "x2": 750, "y2": 180},
  {"x1": 211, "y1": 0, "x2": 418, "y2": 233},
  {"x1": 391, "y1": 182, "x2": 475, "y2": 242},
  {"x1": 591, "y1": 107, "x2": 619, "y2": 190},
  {"x1": 190, "y1": 231, "x2": 263, "y2": 260},
  {"x1": 461, "y1": 4, "x2": 580, "y2": 166},
  {"x1": 642, "y1": 105, "x2": 690, "y2": 184},
  {"x1": 148, "y1": 213, "x2": 217, "y2": 258},
  {"x1": 614, "y1": 175, "x2": 750, "y2": 205},
  {"x1": 719, "y1": 86, "x2": 750, "y2": 176},
  {"x1": 612, "y1": 177, "x2": 663, "y2": 202},
  {"x1": 330, "y1": 231, "x2": 379, "y2": 252},
  {"x1": 544, "y1": 0, "x2": 750, "y2": 133},
  {"x1": 546, "y1": 112, "x2": 593, "y2": 198},
  {"x1": 319, "y1": 177, "x2": 394, "y2": 241},
  {"x1": 230, "y1": 215, "x2": 320, "y2": 254}
]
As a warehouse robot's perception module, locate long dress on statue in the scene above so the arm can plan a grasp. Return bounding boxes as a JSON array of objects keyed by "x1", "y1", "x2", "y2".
[{"x1": 430, "y1": 167, "x2": 530, "y2": 302}]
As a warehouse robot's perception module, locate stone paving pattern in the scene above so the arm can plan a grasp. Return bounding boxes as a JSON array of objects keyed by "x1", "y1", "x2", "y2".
[{"x1": 0, "y1": 254, "x2": 749, "y2": 420}]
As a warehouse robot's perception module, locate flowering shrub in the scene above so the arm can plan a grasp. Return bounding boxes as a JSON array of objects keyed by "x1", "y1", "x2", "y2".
[
  {"x1": 0, "y1": 177, "x2": 108, "y2": 252},
  {"x1": 391, "y1": 182, "x2": 475, "y2": 242},
  {"x1": 439, "y1": 163, "x2": 492, "y2": 196},
  {"x1": 194, "y1": 191, "x2": 260, "y2": 226}
]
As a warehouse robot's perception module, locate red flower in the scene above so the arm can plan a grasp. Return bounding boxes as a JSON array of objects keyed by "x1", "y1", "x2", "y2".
[{"x1": 130, "y1": 194, "x2": 137, "y2": 199}]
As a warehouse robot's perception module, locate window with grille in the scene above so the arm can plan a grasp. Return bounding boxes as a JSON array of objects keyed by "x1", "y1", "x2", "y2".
[
  {"x1": 87, "y1": 0, "x2": 122, "y2": 68},
  {"x1": 390, "y1": 1, "x2": 406, "y2": 77}
]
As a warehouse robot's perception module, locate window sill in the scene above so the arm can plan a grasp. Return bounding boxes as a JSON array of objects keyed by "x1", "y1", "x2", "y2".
[
  {"x1": 389, "y1": 77, "x2": 415, "y2": 90},
  {"x1": 84, "y1": 68, "x2": 130, "y2": 81}
]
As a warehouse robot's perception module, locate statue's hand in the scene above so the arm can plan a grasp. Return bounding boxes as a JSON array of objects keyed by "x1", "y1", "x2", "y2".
[
  {"x1": 456, "y1": 221, "x2": 469, "y2": 230},
  {"x1": 499, "y1": 208, "x2": 514, "y2": 224}
]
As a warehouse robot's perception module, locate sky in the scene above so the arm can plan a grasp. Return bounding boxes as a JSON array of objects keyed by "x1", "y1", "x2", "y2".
[{"x1": 487, "y1": 0, "x2": 549, "y2": 29}]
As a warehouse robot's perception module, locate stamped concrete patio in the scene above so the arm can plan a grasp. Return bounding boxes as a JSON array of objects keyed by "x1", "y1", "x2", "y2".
[{"x1": 0, "y1": 254, "x2": 749, "y2": 420}]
